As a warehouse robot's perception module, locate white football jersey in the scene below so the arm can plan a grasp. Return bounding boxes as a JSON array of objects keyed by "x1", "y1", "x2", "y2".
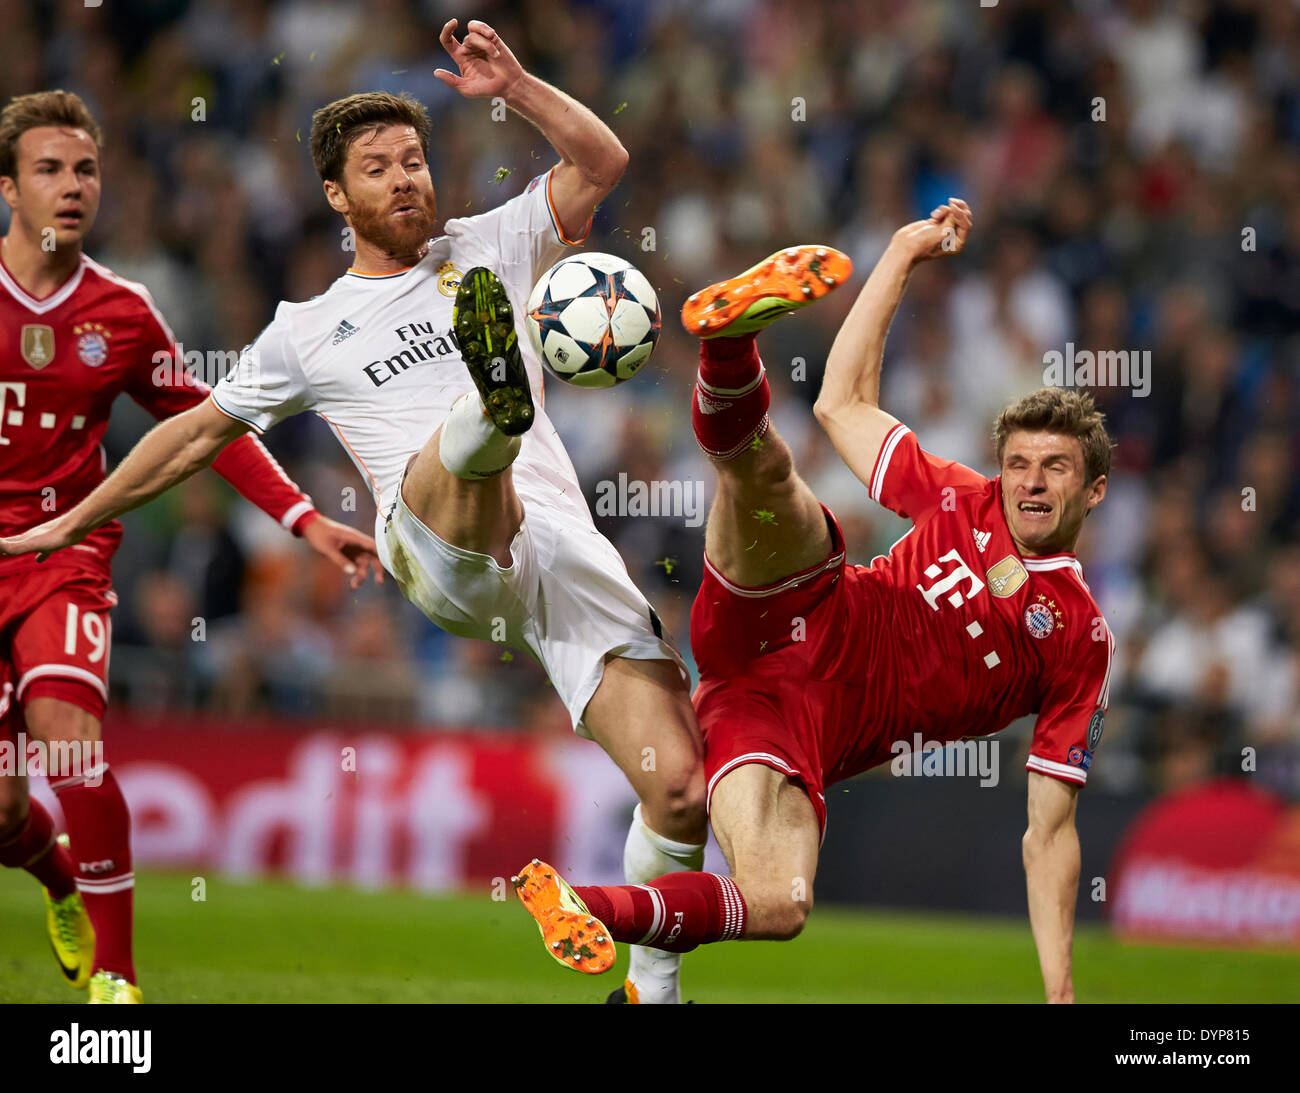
[{"x1": 211, "y1": 168, "x2": 592, "y2": 534}]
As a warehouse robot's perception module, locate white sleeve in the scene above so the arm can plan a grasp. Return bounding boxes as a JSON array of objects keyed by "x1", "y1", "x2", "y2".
[
  {"x1": 445, "y1": 167, "x2": 587, "y2": 289},
  {"x1": 210, "y1": 308, "x2": 311, "y2": 434}
]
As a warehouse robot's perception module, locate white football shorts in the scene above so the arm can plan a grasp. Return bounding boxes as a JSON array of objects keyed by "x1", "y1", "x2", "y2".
[{"x1": 375, "y1": 471, "x2": 688, "y2": 739}]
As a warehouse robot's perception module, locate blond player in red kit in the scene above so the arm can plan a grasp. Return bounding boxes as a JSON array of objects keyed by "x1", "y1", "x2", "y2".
[{"x1": 0, "y1": 91, "x2": 380, "y2": 1002}]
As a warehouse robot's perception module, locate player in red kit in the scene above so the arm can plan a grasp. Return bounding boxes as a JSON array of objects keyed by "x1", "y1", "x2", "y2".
[
  {"x1": 0, "y1": 91, "x2": 380, "y2": 1002},
  {"x1": 515, "y1": 200, "x2": 1114, "y2": 1003}
]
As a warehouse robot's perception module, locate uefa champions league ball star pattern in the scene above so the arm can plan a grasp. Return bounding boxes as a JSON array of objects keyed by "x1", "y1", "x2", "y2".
[{"x1": 526, "y1": 253, "x2": 661, "y2": 388}]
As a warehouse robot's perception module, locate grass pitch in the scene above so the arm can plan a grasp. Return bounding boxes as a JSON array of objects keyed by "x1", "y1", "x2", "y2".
[{"x1": 1, "y1": 870, "x2": 1296, "y2": 1003}]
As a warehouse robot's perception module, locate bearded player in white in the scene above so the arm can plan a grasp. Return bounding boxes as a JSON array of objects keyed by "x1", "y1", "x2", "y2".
[{"x1": 1, "y1": 19, "x2": 705, "y2": 1003}]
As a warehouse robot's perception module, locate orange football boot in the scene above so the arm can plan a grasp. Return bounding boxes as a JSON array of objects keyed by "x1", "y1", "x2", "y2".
[
  {"x1": 680, "y1": 245, "x2": 852, "y2": 338},
  {"x1": 513, "y1": 859, "x2": 616, "y2": 975}
]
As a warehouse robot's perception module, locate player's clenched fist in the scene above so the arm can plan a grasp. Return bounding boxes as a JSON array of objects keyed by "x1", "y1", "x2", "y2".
[{"x1": 891, "y1": 198, "x2": 972, "y2": 266}]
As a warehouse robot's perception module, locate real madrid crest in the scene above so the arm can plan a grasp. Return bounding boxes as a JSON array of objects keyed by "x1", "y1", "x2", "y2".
[
  {"x1": 21, "y1": 324, "x2": 55, "y2": 369},
  {"x1": 73, "y1": 322, "x2": 111, "y2": 367},
  {"x1": 436, "y1": 262, "x2": 463, "y2": 297}
]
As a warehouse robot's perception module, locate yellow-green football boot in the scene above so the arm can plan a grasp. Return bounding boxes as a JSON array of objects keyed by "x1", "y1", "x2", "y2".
[
  {"x1": 44, "y1": 834, "x2": 93, "y2": 989},
  {"x1": 88, "y1": 970, "x2": 143, "y2": 1004},
  {"x1": 453, "y1": 266, "x2": 535, "y2": 436}
]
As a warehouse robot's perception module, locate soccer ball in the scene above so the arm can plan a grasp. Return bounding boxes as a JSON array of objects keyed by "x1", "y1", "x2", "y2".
[{"x1": 525, "y1": 253, "x2": 660, "y2": 388}]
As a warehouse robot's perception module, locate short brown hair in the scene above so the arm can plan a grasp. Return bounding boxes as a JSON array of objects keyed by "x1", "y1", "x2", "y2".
[
  {"x1": 994, "y1": 387, "x2": 1112, "y2": 483},
  {"x1": 0, "y1": 90, "x2": 102, "y2": 181},
  {"x1": 309, "y1": 91, "x2": 431, "y2": 185}
]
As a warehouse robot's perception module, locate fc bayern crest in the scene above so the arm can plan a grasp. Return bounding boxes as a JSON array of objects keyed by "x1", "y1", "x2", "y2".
[
  {"x1": 77, "y1": 331, "x2": 109, "y2": 367},
  {"x1": 73, "y1": 322, "x2": 111, "y2": 367},
  {"x1": 1023, "y1": 602, "x2": 1055, "y2": 639}
]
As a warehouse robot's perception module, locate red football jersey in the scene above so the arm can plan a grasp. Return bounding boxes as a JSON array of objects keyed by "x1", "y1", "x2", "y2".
[
  {"x1": 0, "y1": 252, "x2": 314, "y2": 576},
  {"x1": 860, "y1": 423, "x2": 1114, "y2": 785}
]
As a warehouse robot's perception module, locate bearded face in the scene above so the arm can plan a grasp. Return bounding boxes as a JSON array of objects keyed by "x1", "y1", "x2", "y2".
[
  {"x1": 329, "y1": 124, "x2": 437, "y2": 263},
  {"x1": 345, "y1": 180, "x2": 438, "y2": 258}
]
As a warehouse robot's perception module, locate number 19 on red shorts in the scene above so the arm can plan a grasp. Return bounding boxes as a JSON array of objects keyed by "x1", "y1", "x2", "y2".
[{"x1": 0, "y1": 567, "x2": 117, "y2": 730}]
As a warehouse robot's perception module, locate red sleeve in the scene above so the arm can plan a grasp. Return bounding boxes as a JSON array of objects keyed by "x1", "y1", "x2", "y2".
[
  {"x1": 125, "y1": 304, "x2": 317, "y2": 535},
  {"x1": 123, "y1": 304, "x2": 211, "y2": 419},
  {"x1": 210, "y1": 431, "x2": 317, "y2": 535},
  {"x1": 868, "y1": 424, "x2": 989, "y2": 521},
  {"x1": 1026, "y1": 606, "x2": 1114, "y2": 788}
]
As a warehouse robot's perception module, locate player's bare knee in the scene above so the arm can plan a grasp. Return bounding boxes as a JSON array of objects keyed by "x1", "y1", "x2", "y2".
[{"x1": 640, "y1": 765, "x2": 707, "y2": 841}]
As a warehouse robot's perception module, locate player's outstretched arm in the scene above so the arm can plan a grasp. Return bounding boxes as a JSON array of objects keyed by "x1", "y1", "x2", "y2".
[
  {"x1": 0, "y1": 398, "x2": 247, "y2": 562},
  {"x1": 434, "y1": 18, "x2": 628, "y2": 240},
  {"x1": 1023, "y1": 771, "x2": 1081, "y2": 1004},
  {"x1": 813, "y1": 199, "x2": 971, "y2": 487}
]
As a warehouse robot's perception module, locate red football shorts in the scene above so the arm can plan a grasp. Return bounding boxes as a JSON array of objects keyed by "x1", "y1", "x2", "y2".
[
  {"x1": 690, "y1": 506, "x2": 894, "y2": 836},
  {"x1": 0, "y1": 565, "x2": 117, "y2": 739}
]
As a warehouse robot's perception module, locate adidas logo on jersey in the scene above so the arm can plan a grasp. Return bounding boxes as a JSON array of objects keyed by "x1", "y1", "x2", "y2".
[
  {"x1": 333, "y1": 320, "x2": 359, "y2": 345},
  {"x1": 972, "y1": 529, "x2": 991, "y2": 553}
]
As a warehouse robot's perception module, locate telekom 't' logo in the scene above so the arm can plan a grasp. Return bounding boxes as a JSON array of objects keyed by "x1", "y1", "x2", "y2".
[{"x1": 916, "y1": 549, "x2": 985, "y2": 612}]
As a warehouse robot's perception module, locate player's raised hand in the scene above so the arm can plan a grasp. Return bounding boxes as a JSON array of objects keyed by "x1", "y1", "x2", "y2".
[
  {"x1": 0, "y1": 514, "x2": 84, "y2": 563},
  {"x1": 301, "y1": 515, "x2": 385, "y2": 590},
  {"x1": 891, "y1": 198, "x2": 973, "y2": 266},
  {"x1": 435, "y1": 19, "x2": 526, "y2": 100}
]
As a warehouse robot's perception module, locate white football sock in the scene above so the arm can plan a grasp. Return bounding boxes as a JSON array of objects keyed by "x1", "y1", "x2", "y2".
[
  {"x1": 623, "y1": 803, "x2": 706, "y2": 1004},
  {"x1": 438, "y1": 391, "x2": 521, "y2": 479}
]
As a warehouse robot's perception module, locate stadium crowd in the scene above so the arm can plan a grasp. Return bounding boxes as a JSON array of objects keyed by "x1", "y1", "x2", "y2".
[{"x1": 3, "y1": 0, "x2": 1297, "y2": 797}]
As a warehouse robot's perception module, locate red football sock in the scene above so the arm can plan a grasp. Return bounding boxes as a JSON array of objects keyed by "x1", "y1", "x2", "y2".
[
  {"x1": 575, "y1": 871, "x2": 747, "y2": 952},
  {"x1": 700, "y1": 330, "x2": 762, "y2": 379},
  {"x1": 53, "y1": 765, "x2": 134, "y2": 982},
  {"x1": 0, "y1": 797, "x2": 76, "y2": 898},
  {"x1": 692, "y1": 333, "x2": 771, "y2": 460}
]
